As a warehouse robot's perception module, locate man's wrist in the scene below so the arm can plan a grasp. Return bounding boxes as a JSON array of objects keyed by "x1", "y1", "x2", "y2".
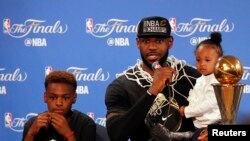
[
  {"x1": 27, "y1": 130, "x2": 36, "y2": 137},
  {"x1": 147, "y1": 89, "x2": 157, "y2": 96},
  {"x1": 147, "y1": 90, "x2": 153, "y2": 96},
  {"x1": 64, "y1": 131, "x2": 75, "y2": 141},
  {"x1": 24, "y1": 131, "x2": 36, "y2": 141}
]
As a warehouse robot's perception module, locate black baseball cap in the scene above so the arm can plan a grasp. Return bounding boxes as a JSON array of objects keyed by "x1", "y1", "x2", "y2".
[{"x1": 137, "y1": 16, "x2": 171, "y2": 38}]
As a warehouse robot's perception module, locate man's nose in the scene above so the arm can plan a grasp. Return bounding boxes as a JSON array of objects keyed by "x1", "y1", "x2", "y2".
[
  {"x1": 148, "y1": 40, "x2": 158, "y2": 49},
  {"x1": 56, "y1": 97, "x2": 63, "y2": 105}
]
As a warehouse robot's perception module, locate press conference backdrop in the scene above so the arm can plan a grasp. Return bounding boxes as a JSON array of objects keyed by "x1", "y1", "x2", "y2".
[{"x1": 1, "y1": 0, "x2": 250, "y2": 140}]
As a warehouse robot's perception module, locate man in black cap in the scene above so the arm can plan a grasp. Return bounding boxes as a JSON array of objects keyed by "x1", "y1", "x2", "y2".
[{"x1": 105, "y1": 16, "x2": 201, "y2": 141}]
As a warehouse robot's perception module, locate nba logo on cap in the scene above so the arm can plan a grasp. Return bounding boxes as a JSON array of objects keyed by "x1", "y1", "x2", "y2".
[{"x1": 86, "y1": 18, "x2": 93, "y2": 33}]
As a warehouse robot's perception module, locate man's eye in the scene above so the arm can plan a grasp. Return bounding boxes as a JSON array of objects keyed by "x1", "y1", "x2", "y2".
[
  {"x1": 49, "y1": 96, "x2": 56, "y2": 100},
  {"x1": 63, "y1": 96, "x2": 71, "y2": 100},
  {"x1": 141, "y1": 39, "x2": 149, "y2": 43},
  {"x1": 157, "y1": 39, "x2": 165, "y2": 43}
]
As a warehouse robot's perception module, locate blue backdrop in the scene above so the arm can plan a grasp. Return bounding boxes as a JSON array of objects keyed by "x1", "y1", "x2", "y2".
[{"x1": 1, "y1": 0, "x2": 250, "y2": 140}]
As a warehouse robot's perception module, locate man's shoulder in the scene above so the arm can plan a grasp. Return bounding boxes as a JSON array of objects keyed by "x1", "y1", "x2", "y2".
[
  {"x1": 168, "y1": 55, "x2": 195, "y2": 68},
  {"x1": 72, "y1": 109, "x2": 90, "y2": 118},
  {"x1": 182, "y1": 65, "x2": 201, "y2": 79},
  {"x1": 27, "y1": 116, "x2": 37, "y2": 121},
  {"x1": 115, "y1": 67, "x2": 134, "y2": 78},
  {"x1": 182, "y1": 64, "x2": 197, "y2": 71},
  {"x1": 71, "y1": 110, "x2": 95, "y2": 124},
  {"x1": 110, "y1": 70, "x2": 134, "y2": 84},
  {"x1": 24, "y1": 116, "x2": 37, "y2": 127}
]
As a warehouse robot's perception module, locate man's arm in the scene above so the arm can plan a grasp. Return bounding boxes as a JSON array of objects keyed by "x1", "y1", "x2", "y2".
[
  {"x1": 23, "y1": 112, "x2": 50, "y2": 141},
  {"x1": 105, "y1": 83, "x2": 155, "y2": 141},
  {"x1": 50, "y1": 113, "x2": 76, "y2": 141},
  {"x1": 105, "y1": 65, "x2": 176, "y2": 140}
]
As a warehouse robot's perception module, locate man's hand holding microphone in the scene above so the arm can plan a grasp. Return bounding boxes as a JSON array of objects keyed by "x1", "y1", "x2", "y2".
[{"x1": 148, "y1": 61, "x2": 176, "y2": 96}]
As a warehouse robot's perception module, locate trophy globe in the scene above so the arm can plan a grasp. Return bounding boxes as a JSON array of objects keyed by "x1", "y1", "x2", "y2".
[
  {"x1": 212, "y1": 55, "x2": 245, "y2": 124},
  {"x1": 214, "y1": 55, "x2": 243, "y2": 84}
]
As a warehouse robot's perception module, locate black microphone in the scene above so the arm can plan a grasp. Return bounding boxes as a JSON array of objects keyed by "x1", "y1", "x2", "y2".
[{"x1": 152, "y1": 61, "x2": 169, "y2": 85}]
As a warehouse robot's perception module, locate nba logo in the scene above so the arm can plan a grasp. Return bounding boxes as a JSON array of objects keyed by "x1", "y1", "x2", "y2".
[
  {"x1": 86, "y1": 18, "x2": 93, "y2": 33},
  {"x1": 45, "y1": 66, "x2": 53, "y2": 77},
  {"x1": 3, "y1": 18, "x2": 11, "y2": 33},
  {"x1": 169, "y1": 18, "x2": 176, "y2": 32},
  {"x1": 87, "y1": 112, "x2": 95, "y2": 120},
  {"x1": 4, "y1": 112, "x2": 12, "y2": 127}
]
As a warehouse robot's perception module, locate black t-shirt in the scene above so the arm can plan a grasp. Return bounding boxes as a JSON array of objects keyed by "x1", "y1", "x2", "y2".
[
  {"x1": 105, "y1": 62, "x2": 201, "y2": 141},
  {"x1": 22, "y1": 109, "x2": 96, "y2": 141}
]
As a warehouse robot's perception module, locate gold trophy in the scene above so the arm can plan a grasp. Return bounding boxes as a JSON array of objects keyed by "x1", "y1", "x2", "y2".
[{"x1": 212, "y1": 55, "x2": 245, "y2": 125}]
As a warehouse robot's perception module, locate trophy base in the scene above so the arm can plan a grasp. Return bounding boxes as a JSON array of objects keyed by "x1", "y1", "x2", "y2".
[{"x1": 212, "y1": 83, "x2": 245, "y2": 125}]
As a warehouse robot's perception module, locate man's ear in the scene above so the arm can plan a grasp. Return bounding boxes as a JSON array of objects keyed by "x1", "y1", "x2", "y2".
[
  {"x1": 136, "y1": 38, "x2": 140, "y2": 48},
  {"x1": 72, "y1": 93, "x2": 77, "y2": 103},
  {"x1": 168, "y1": 37, "x2": 174, "y2": 49}
]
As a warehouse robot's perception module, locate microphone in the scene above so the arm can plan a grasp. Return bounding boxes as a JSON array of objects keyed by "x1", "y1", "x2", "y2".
[
  {"x1": 152, "y1": 61, "x2": 162, "y2": 70},
  {"x1": 152, "y1": 61, "x2": 170, "y2": 85}
]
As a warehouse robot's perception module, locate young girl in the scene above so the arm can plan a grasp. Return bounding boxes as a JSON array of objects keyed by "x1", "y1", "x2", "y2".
[{"x1": 179, "y1": 32, "x2": 223, "y2": 129}]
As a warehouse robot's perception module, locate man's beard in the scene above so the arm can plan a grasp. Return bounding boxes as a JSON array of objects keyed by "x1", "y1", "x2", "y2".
[{"x1": 141, "y1": 50, "x2": 169, "y2": 70}]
